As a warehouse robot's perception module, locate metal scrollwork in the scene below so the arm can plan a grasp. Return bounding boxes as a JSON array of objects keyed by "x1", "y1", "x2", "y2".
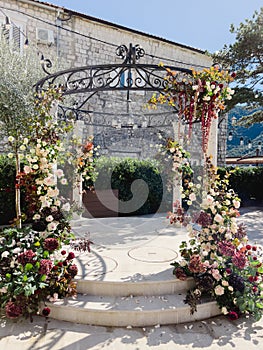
[
  {"x1": 38, "y1": 52, "x2": 52, "y2": 75},
  {"x1": 134, "y1": 44, "x2": 145, "y2": 62},
  {"x1": 116, "y1": 44, "x2": 129, "y2": 60},
  {"x1": 35, "y1": 43, "x2": 195, "y2": 129},
  {"x1": 116, "y1": 43, "x2": 145, "y2": 63},
  {"x1": 35, "y1": 43, "x2": 193, "y2": 95}
]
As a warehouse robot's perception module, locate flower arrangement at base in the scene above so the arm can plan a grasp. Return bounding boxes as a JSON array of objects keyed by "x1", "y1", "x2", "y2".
[
  {"x1": 170, "y1": 159, "x2": 263, "y2": 321},
  {"x1": 0, "y1": 226, "x2": 77, "y2": 320},
  {"x1": 0, "y1": 88, "x2": 96, "y2": 321}
]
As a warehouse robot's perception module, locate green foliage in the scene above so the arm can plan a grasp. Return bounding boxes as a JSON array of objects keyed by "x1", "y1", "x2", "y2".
[
  {"x1": 0, "y1": 38, "x2": 45, "y2": 142},
  {"x1": 213, "y1": 7, "x2": 263, "y2": 124},
  {"x1": 218, "y1": 166, "x2": 263, "y2": 205},
  {"x1": 0, "y1": 155, "x2": 16, "y2": 225},
  {"x1": 87, "y1": 157, "x2": 168, "y2": 215},
  {"x1": 0, "y1": 226, "x2": 77, "y2": 320}
]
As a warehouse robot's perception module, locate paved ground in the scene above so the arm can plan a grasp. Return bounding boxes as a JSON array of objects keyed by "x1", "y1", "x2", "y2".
[{"x1": 0, "y1": 207, "x2": 263, "y2": 350}]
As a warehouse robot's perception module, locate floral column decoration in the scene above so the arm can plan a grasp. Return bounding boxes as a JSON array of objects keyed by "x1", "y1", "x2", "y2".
[
  {"x1": 0, "y1": 88, "x2": 93, "y2": 321},
  {"x1": 151, "y1": 65, "x2": 263, "y2": 321},
  {"x1": 170, "y1": 159, "x2": 263, "y2": 321}
]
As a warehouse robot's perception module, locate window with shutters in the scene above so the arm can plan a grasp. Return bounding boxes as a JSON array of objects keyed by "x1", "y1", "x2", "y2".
[{"x1": 0, "y1": 18, "x2": 24, "y2": 54}]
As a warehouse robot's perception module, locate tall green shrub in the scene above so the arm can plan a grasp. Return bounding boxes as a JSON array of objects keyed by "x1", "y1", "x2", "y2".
[
  {"x1": 218, "y1": 166, "x2": 263, "y2": 206},
  {"x1": 87, "y1": 157, "x2": 169, "y2": 215},
  {"x1": 0, "y1": 155, "x2": 16, "y2": 225}
]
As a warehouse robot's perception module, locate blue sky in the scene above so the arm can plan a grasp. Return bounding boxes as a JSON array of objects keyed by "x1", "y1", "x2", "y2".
[{"x1": 39, "y1": 0, "x2": 263, "y2": 52}]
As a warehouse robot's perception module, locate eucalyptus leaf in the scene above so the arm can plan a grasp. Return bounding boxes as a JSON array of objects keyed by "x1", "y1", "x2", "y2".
[{"x1": 25, "y1": 263, "x2": 33, "y2": 271}]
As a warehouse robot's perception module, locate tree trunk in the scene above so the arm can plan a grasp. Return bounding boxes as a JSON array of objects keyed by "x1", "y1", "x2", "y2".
[{"x1": 15, "y1": 151, "x2": 22, "y2": 229}]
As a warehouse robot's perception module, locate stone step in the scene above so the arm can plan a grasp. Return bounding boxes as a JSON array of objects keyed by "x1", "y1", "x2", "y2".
[
  {"x1": 75, "y1": 277, "x2": 196, "y2": 296},
  {"x1": 47, "y1": 293, "x2": 221, "y2": 327}
]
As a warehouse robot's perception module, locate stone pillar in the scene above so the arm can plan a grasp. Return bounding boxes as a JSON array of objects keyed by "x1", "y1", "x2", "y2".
[
  {"x1": 206, "y1": 116, "x2": 218, "y2": 167},
  {"x1": 172, "y1": 120, "x2": 185, "y2": 211}
]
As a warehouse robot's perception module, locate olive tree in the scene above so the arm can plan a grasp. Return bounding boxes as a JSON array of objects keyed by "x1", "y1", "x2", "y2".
[
  {"x1": 0, "y1": 38, "x2": 46, "y2": 140},
  {"x1": 0, "y1": 38, "x2": 46, "y2": 227},
  {"x1": 213, "y1": 7, "x2": 263, "y2": 125}
]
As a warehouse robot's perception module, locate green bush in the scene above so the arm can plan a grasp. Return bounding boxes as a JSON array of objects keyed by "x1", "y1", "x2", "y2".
[
  {"x1": 218, "y1": 166, "x2": 263, "y2": 206},
  {"x1": 87, "y1": 157, "x2": 170, "y2": 215},
  {"x1": 0, "y1": 155, "x2": 16, "y2": 225}
]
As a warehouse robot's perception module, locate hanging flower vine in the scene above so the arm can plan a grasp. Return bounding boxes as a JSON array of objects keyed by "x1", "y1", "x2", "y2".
[{"x1": 149, "y1": 65, "x2": 236, "y2": 152}]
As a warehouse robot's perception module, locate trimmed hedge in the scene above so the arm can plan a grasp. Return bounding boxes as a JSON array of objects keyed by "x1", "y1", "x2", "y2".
[
  {"x1": 0, "y1": 155, "x2": 16, "y2": 225},
  {"x1": 83, "y1": 157, "x2": 171, "y2": 216},
  {"x1": 85, "y1": 157, "x2": 170, "y2": 215},
  {"x1": 218, "y1": 166, "x2": 263, "y2": 206},
  {"x1": 3, "y1": 154, "x2": 261, "y2": 224},
  {"x1": 0, "y1": 155, "x2": 169, "y2": 223}
]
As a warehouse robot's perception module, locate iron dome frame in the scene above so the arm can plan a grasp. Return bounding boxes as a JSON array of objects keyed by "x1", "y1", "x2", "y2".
[{"x1": 35, "y1": 43, "x2": 197, "y2": 129}]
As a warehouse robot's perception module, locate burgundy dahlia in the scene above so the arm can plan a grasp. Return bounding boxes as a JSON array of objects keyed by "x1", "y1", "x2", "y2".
[
  {"x1": 44, "y1": 238, "x2": 59, "y2": 252},
  {"x1": 228, "y1": 311, "x2": 239, "y2": 320},
  {"x1": 174, "y1": 267, "x2": 188, "y2": 281},
  {"x1": 5, "y1": 301, "x2": 23, "y2": 319},
  {"x1": 218, "y1": 241, "x2": 236, "y2": 257},
  {"x1": 195, "y1": 211, "x2": 212, "y2": 227},
  {"x1": 232, "y1": 251, "x2": 247, "y2": 269},
  {"x1": 69, "y1": 264, "x2": 78, "y2": 278},
  {"x1": 39, "y1": 259, "x2": 53, "y2": 275},
  {"x1": 17, "y1": 250, "x2": 36, "y2": 266},
  {"x1": 42, "y1": 307, "x2": 51, "y2": 317},
  {"x1": 66, "y1": 252, "x2": 75, "y2": 260}
]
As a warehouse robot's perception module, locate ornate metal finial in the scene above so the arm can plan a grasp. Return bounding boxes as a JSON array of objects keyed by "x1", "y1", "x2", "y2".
[
  {"x1": 116, "y1": 43, "x2": 145, "y2": 64},
  {"x1": 116, "y1": 44, "x2": 129, "y2": 60},
  {"x1": 38, "y1": 52, "x2": 52, "y2": 75}
]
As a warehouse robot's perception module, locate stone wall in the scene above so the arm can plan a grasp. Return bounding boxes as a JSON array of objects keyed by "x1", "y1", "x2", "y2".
[
  {"x1": 0, "y1": 0, "x2": 211, "y2": 68},
  {"x1": 0, "y1": 0, "x2": 215, "y2": 161}
]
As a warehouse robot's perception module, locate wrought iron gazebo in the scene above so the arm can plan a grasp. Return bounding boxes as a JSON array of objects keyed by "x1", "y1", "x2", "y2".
[
  {"x1": 35, "y1": 43, "x2": 209, "y2": 215},
  {"x1": 35, "y1": 43, "x2": 198, "y2": 157},
  {"x1": 35, "y1": 43, "x2": 193, "y2": 106}
]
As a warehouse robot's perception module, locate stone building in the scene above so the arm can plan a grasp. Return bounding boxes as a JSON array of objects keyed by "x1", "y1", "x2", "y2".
[{"x1": 0, "y1": 0, "x2": 224, "y2": 164}]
